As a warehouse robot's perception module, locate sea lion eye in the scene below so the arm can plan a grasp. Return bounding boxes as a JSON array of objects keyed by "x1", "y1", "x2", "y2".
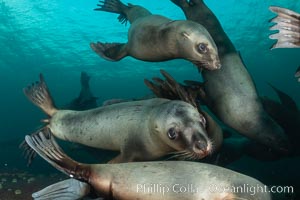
[
  {"x1": 167, "y1": 128, "x2": 177, "y2": 140},
  {"x1": 197, "y1": 43, "x2": 207, "y2": 54},
  {"x1": 200, "y1": 115, "x2": 206, "y2": 129}
]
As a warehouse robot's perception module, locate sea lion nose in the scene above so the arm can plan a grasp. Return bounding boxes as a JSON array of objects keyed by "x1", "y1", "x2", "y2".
[
  {"x1": 195, "y1": 140, "x2": 208, "y2": 151},
  {"x1": 213, "y1": 60, "x2": 221, "y2": 69}
]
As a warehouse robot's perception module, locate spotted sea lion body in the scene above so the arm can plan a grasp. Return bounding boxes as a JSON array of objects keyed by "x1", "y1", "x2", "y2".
[{"x1": 22, "y1": 74, "x2": 212, "y2": 164}]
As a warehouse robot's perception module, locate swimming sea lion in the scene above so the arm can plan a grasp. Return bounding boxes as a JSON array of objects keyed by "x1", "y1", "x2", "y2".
[
  {"x1": 170, "y1": 0, "x2": 290, "y2": 153},
  {"x1": 26, "y1": 133, "x2": 271, "y2": 200},
  {"x1": 64, "y1": 71, "x2": 98, "y2": 110},
  {"x1": 90, "y1": 0, "x2": 221, "y2": 70},
  {"x1": 22, "y1": 74, "x2": 212, "y2": 164},
  {"x1": 261, "y1": 84, "x2": 300, "y2": 156},
  {"x1": 269, "y1": 6, "x2": 300, "y2": 49}
]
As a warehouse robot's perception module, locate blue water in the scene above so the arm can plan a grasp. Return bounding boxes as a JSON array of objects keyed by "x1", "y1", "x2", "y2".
[
  {"x1": 0, "y1": 0, "x2": 300, "y2": 199},
  {"x1": 1, "y1": 0, "x2": 300, "y2": 139}
]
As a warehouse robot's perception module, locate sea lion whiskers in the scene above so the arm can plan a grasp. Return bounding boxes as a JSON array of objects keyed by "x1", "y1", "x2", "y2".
[
  {"x1": 166, "y1": 150, "x2": 192, "y2": 160},
  {"x1": 167, "y1": 149, "x2": 203, "y2": 161}
]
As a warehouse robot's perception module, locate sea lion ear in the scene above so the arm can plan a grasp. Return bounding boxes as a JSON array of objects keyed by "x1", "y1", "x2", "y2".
[{"x1": 181, "y1": 32, "x2": 190, "y2": 39}]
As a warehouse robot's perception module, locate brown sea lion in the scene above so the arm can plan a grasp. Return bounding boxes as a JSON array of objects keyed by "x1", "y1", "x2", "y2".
[
  {"x1": 21, "y1": 74, "x2": 212, "y2": 164},
  {"x1": 26, "y1": 133, "x2": 272, "y2": 200},
  {"x1": 261, "y1": 84, "x2": 300, "y2": 156},
  {"x1": 90, "y1": 0, "x2": 221, "y2": 70},
  {"x1": 170, "y1": 0, "x2": 290, "y2": 153},
  {"x1": 269, "y1": 6, "x2": 300, "y2": 49}
]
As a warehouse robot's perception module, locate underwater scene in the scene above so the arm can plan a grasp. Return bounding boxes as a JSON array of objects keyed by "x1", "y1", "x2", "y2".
[{"x1": 0, "y1": 0, "x2": 300, "y2": 199}]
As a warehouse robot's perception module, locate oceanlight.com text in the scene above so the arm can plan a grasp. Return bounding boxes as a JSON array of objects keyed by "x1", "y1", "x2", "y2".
[{"x1": 209, "y1": 184, "x2": 294, "y2": 196}]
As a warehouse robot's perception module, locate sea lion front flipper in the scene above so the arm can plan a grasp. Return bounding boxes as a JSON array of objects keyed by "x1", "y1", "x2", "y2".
[
  {"x1": 268, "y1": 83, "x2": 298, "y2": 110},
  {"x1": 32, "y1": 179, "x2": 91, "y2": 200},
  {"x1": 90, "y1": 42, "x2": 128, "y2": 61},
  {"x1": 144, "y1": 70, "x2": 205, "y2": 109},
  {"x1": 269, "y1": 6, "x2": 300, "y2": 49}
]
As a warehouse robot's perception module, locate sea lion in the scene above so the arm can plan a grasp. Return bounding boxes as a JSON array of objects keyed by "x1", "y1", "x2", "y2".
[
  {"x1": 261, "y1": 84, "x2": 300, "y2": 156},
  {"x1": 26, "y1": 133, "x2": 271, "y2": 200},
  {"x1": 269, "y1": 6, "x2": 300, "y2": 49},
  {"x1": 64, "y1": 71, "x2": 98, "y2": 110},
  {"x1": 170, "y1": 0, "x2": 290, "y2": 153},
  {"x1": 21, "y1": 74, "x2": 212, "y2": 164},
  {"x1": 90, "y1": 0, "x2": 221, "y2": 70}
]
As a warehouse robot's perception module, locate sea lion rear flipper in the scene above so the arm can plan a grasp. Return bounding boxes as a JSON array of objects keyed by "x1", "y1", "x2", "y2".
[
  {"x1": 23, "y1": 74, "x2": 58, "y2": 116},
  {"x1": 25, "y1": 131, "x2": 88, "y2": 181},
  {"x1": 32, "y1": 179, "x2": 91, "y2": 200},
  {"x1": 90, "y1": 42, "x2": 128, "y2": 61},
  {"x1": 19, "y1": 127, "x2": 52, "y2": 166},
  {"x1": 268, "y1": 83, "x2": 298, "y2": 110},
  {"x1": 269, "y1": 6, "x2": 300, "y2": 49},
  {"x1": 94, "y1": 0, "x2": 129, "y2": 25}
]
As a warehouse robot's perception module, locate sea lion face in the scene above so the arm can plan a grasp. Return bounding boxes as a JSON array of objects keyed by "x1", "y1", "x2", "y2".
[
  {"x1": 156, "y1": 101, "x2": 213, "y2": 160},
  {"x1": 177, "y1": 21, "x2": 221, "y2": 70}
]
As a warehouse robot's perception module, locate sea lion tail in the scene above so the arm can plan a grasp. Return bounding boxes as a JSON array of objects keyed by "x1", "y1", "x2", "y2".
[
  {"x1": 94, "y1": 0, "x2": 129, "y2": 24},
  {"x1": 32, "y1": 179, "x2": 91, "y2": 200},
  {"x1": 25, "y1": 131, "x2": 91, "y2": 183},
  {"x1": 269, "y1": 6, "x2": 300, "y2": 49},
  {"x1": 23, "y1": 74, "x2": 58, "y2": 116}
]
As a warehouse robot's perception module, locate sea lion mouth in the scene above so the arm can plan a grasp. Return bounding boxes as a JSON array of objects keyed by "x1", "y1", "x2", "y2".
[
  {"x1": 193, "y1": 61, "x2": 210, "y2": 69},
  {"x1": 192, "y1": 147, "x2": 209, "y2": 159},
  {"x1": 167, "y1": 141, "x2": 212, "y2": 161},
  {"x1": 193, "y1": 60, "x2": 221, "y2": 70}
]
